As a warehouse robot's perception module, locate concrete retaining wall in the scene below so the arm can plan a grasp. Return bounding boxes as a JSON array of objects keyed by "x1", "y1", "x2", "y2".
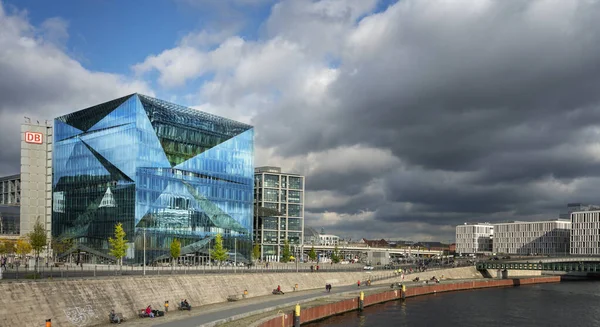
[
  {"x1": 0, "y1": 270, "x2": 393, "y2": 327},
  {"x1": 257, "y1": 276, "x2": 561, "y2": 327}
]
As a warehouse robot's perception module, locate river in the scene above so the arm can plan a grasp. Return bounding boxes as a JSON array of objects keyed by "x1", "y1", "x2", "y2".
[{"x1": 305, "y1": 281, "x2": 600, "y2": 326}]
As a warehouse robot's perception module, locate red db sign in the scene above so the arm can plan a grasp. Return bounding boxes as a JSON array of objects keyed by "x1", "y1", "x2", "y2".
[{"x1": 25, "y1": 132, "x2": 43, "y2": 144}]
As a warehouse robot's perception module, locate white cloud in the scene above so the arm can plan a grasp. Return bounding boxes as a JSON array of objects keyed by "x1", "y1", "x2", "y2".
[{"x1": 0, "y1": 1, "x2": 152, "y2": 174}]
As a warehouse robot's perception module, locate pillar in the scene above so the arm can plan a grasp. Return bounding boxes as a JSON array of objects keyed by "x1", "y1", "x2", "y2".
[
  {"x1": 294, "y1": 303, "x2": 301, "y2": 327},
  {"x1": 359, "y1": 291, "x2": 364, "y2": 311}
]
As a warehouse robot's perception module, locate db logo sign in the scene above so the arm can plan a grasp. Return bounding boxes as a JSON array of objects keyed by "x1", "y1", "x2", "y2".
[{"x1": 25, "y1": 132, "x2": 43, "y2": 144}]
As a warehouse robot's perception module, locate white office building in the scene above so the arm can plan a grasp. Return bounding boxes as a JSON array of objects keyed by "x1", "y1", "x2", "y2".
[
  {"x1": 455, "y1": 223, "x2": 494, "y2": 254},
  {"x1": 254, "y1": 166, "x2": 305, "y2": 261},
  {"x1": 571, "y1": 210, "x2": 600, "y2": 255},
  {"x1": 493, "y1": 220, "x2": 570, "y2": 255}
]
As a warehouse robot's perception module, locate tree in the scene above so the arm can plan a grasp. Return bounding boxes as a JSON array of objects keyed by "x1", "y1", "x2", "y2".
[
  {"x1": 108, "y1": 223, "x2": 128, "y2": 267},
  {"x1": 52, "y1": 238, "x2": 73, "y2": 259},
  {"x1": 15, "y1": 238, "x2": 32, "y2": 260},
  {"x1": 331, "y1": 245, "x2": 341, "y2": 264},
  {"x1": 210, "y1": 233, "x2": 228, "y2": 266},
  {"x1": 308, "y1": 246, "x2": 317, "y2": 262},
  {"x1": 28, "y1": 219, "x2": 47, "y2": 272},
  {"x1": 1, "y1": 240, "x2": 15, "y2": 255},
  {"x1": 281, "y1": 240, "x2": 291, "y2": 263},
  {"x1": 170, "y1": 238, "x2": 181, "y2": 270},
  {"x1": 252, "y1": 243, "x2": 261, "y2": 262}
]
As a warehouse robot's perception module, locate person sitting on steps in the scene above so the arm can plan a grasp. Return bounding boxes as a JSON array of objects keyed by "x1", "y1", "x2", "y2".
[{"x1": 109, "y1": 310, "x2": 120, "y2": 324}]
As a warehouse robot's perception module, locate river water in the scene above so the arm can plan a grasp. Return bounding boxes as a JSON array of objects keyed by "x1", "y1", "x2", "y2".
[{"x1": 305, "y1": 281, "x2": 600, "y2": 327}]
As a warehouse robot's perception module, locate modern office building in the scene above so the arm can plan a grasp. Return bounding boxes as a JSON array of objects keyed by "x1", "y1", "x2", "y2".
[
  {"x1": 571, "y1": 210, "x2": 600, "y2": 255},
  {"x1": 559, "y1": 203, "x2": 600, "y2": 219},
  {"x1": 254, "y1": 166, "x2": 304, "y2": 261},
  {"x1": 493, "y1": 220, "x2": 570, "y2": 255},
  {"x1": 455, "y1": 223, "x2": 494, "y2": 255},
  {"x1": 52, "y1": 94, "x2": 254, "y2": 263},
  {"x1": 20, "y1": 122, "x2": 53, "y2": 244},
  {"x1": 0, "y1": 174, "x2": 20, "y2": 206},
  {"x1": 0, "y1": 174, "x2": 21, "y2": 235}
]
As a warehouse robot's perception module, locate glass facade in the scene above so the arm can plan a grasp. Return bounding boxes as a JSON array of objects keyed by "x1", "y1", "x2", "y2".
[{"x1": 53, "y1": 94, "x2": 254, "y2": 263}]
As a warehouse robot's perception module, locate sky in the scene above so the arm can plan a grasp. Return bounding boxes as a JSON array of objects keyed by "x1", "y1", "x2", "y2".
[{"x1": 1, "y1": 0, "x2": 600, "y2": 242}]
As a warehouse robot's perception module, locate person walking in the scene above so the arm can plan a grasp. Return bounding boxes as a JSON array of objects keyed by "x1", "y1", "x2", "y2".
[{"x1": 357, "y1": 280, "x2": 361, "y2": 288}]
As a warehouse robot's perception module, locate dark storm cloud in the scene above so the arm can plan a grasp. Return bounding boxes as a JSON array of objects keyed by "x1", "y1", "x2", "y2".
[{"x1": 253, "y1": 0, "x2": 600, "y2": 235}]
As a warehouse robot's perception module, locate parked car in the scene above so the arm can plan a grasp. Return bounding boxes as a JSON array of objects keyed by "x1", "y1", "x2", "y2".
[{"x1": 363, "y1": 265, "x2": 374, "y2": 270}]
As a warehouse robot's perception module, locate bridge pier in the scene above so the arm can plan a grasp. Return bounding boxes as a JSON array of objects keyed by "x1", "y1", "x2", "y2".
[{"x1": 496, "y1": 269, "x2": 508, "y2": 279}]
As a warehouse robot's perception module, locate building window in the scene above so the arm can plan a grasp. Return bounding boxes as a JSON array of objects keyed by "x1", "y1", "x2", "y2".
[
  {"x1": 264, "y1": 175, "x2": 279, "y2": 188},
  {"x1": 263, "y1": 217, "x2": 278, "y2": 230},
  {"x1": 288, "y1": 204, "x2": 302, "y2": 217},
  {"x1": 264, "y1": 231, "x2": 278, "y2": 244},
  {"x1": 288, "y1": 218, "x2": 302, "y2": 231},
  {"x1": 263, "y1": 188, "x2": 279, "y2": 202},
  {"x1": 288, "y1": 177, "x2": 302, "y2": 190},
  {"x1": 288, "y1": 190, "x2": 302, "y2": 203}
]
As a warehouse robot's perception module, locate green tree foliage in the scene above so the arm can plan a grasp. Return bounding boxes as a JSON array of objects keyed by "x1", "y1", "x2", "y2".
[
  {"x1": 210, "y1": 234, "x2": 228, "y2": 265},
  {"x1": 0, "y1": 242, "x2": 5, "y2": 255},
  {"x1": 308, "y1": 246, "x2": 317, "y2": 261},
  {"x1": 252, "y1": 243, "x2": 261, "y2": 262},
  {"x1": 28, "y1": 219, "x2": 48, "y2": 272},
  {"x1": 51, "y1": 238, "x2": 73, "y2": 257},
  {"x1": 281, "y1": 240, "x2": 291, "y2": 263},
  {"x1": 170, "y1": 238, "x2": 181, "y2": 267},
  {"x1": 108, "y1": 223, "x2": 128, "y2": 266},
  {"x1": 331, "y1": 245, "x2": 341, "y2": 264}
]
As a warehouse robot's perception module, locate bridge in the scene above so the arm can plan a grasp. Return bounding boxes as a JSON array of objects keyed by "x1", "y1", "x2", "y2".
[
  {"x1": 476, "y1": 257, "x2": 600, "y2": 272},
  {"x1": 306, "y1": 245, "x2": 444, "y2": 256}
]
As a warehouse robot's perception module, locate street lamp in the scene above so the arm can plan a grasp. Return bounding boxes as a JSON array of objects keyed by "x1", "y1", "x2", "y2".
[{"x1": 143, "y1": 229, "x2": 146, "y2": 276}]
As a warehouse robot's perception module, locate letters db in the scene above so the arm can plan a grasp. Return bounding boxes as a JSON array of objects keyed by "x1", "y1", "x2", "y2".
[{"x1": 25, "y1": 131, "x2": 43, "y2": 144}]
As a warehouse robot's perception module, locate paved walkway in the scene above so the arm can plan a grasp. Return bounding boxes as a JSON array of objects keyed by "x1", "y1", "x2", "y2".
[{"x1": 101, "y1": 280, "x2": 395, "y2": 327}]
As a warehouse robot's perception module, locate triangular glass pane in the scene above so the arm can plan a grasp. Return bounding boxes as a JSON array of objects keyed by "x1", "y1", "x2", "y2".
[
  {"x1": 174, "y1": 128, "x2": 254, "y2": 180},
  {"x1": 56, "y1": 94, "x2": 134, "y2": 132},
  {"x1": 138, "y1": 94, "x2": 252, "y2": 167},
  {"x1": 54, "y1": 120, "x2": 83, "y2": 142},
  {"x1": 88, "y1": 95, "x2": 138, "y2": 132},
  {"x1": 80, "y1": 124, "x2": 137, "y2": 181},
  {"x1": 80, "y1": 140, "x2": 133, "y2": 182},
  {"x1": 54, "y1": 138, "x2": 112, "y2": 188},
  {"x1": 134, "y1": 95, "x2": 171, "y2": 169}
]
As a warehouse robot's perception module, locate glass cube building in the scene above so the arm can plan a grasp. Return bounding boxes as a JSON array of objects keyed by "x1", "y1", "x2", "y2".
[{"x1": 52, "y1": 94, "x2": 254, "y2": 263}]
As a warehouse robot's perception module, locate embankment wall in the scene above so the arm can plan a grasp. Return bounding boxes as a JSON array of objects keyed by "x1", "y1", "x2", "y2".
[
  {"x1": 0, "y1": 270, "x2": 392, "y2": 327},
  {"x1": 257, "y1": 276, "x2": 560, "y2": 327}
]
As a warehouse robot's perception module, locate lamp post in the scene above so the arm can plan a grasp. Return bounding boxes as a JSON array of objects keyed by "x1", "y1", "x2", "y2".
[
  {"x1": 143, "y1": 229, "x2": 146, "y2": 276},
  {"x1": 234, "y1": 238, "x2": 237, "y2": 273}
]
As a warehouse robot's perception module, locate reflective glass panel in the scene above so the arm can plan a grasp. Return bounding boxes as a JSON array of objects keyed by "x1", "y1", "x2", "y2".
[
  {"x1": 288, "y1": 204, "x2": 302, "y2": 217},
  {"x1": 288, "y1": 177, "x2": 303, "y2": 190},
  {"x1": 264, "y1": 175, "x2": 279, "y2": 188},
  {"x1": 288, "y1": 190, "x2": 302, "y2": 204}
]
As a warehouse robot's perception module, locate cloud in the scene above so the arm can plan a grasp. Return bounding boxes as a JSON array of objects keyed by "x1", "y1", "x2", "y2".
[
  {"x1": 0, "y1": 1, "x2": 152, "y2": 175},
  {"x1": 1, "y1": 0, "x2": 592, "y2": 241},
  {"x1": 132, "y1": 0, "x2": 600, "y2": 241}
]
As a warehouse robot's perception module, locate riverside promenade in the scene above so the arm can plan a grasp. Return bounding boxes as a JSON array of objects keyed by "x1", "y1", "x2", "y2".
[{"x1": 94, "y1": 267, "x2": 547, "y2": 327}]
